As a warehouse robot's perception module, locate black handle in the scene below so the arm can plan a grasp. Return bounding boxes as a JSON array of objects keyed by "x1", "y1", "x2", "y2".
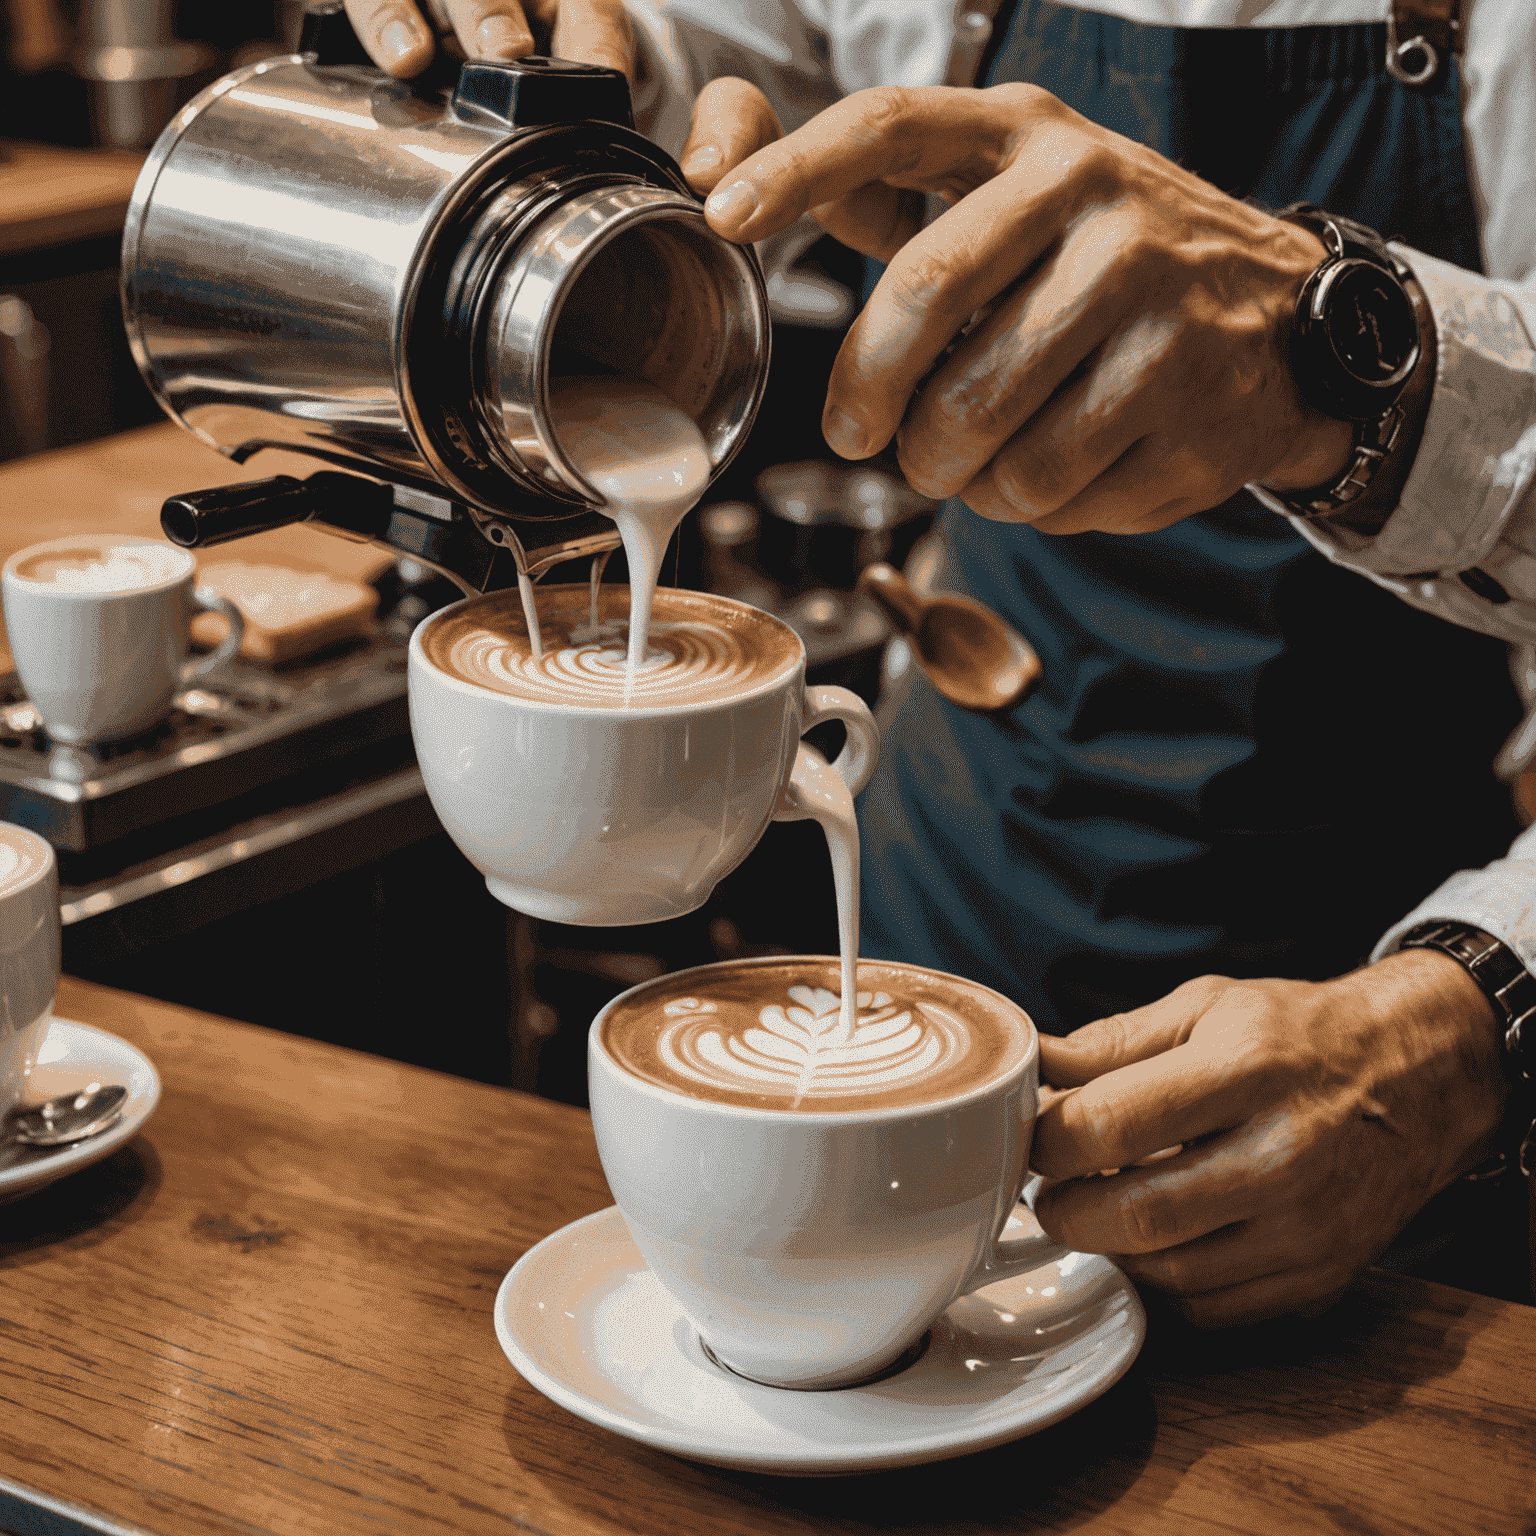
[
  {"x1": 161, "y1": 473, "x2": 394, "y2": 548},
  {"x1": 453, "y1": 57, "x2": 634, "y2": 131}
]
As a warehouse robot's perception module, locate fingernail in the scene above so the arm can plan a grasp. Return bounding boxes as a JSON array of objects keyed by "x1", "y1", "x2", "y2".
[
  {"x1": 824, "y1": 408, "x2": 867, "y2": 459},
  {"x1": 477, "y1": 15, "x2": 527, "y2": 56},
  {"x1": 379, "y1": 17, "x2": 421, "y2": 64},
  {"x1": 705, "y1": 180, "x2": 758, "y2": 226},
  {"x1": 682, "y1": 144, "x2": 723, "y2": 177}
]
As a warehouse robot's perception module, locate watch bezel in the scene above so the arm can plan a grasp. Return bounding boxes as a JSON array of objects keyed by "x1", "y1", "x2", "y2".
[{"x1": 1283, "y1": 205, "x2": 1422, "y2": 424}]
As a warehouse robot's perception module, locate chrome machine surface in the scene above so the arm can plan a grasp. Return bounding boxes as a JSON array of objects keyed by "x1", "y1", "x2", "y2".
[{"x1": 122, "y1": 20, "x2": 771, "y2": 589}]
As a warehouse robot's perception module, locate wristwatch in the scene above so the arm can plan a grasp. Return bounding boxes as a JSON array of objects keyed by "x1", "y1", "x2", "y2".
[
  {"x1": 1268, "y1": 203, "x2": 1423, "y2": 522},
  {"x1": 1398, "y1": 921, "x2": 1536, "y2": 1180}
]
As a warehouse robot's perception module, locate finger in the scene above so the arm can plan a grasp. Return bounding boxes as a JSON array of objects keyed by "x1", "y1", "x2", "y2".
[
  {"x1": 680, "y1": 78, "x2": 782, "y2": 192},
  {"x1": 1115, "y1": 1212, "x2": 1336, "y2": 1299},
  {"x1": 1038, "y1": 975, "x2": 1231, "y2": 1088},
  {"x1": 443, "y1": 0, "x2": 534, "y2": 59},
  {"x1": 1156, "y1": 1265, "x2": 1351, "y2": 1328},
  {"x1": 903, "y1": 336, "x2": 1158, "y2": 523},
  {"x1": 1005, "y1": 436, "x2": 1224, "y2": 536},
  {"x1": 820, "y1": 167, "x2": 1084, "y2": 461},
  {"x1": 347, "y1": 0, "x2": 435, "y2": 75},
  {"x1": 1033, "y1": 998, "x2": 1278, "y2": 1177},
  {"x1": 1033, "y1": 1126, "x2": 1272, "y2": 1254},
  {"x1": 703, "y1": 84, "x2": 1024, "y2": 245},
  {"x1": 807, "y1": 182, "x2": 925, "y2": 262},
  {"x1": 890, "y1": 213, "x2": 1161, "y2": 498},
  {"x1": 549, "y1": 0, "x2": 634, "y2": 75}
]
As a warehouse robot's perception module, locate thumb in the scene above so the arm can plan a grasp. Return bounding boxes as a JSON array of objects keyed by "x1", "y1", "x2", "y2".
[
  {"x1": 1039, "y1": 974, "x2": 1231, "y2": 1087},
  {"x1": 681, "y1": 78, "x2": 782, "y2": 195}
]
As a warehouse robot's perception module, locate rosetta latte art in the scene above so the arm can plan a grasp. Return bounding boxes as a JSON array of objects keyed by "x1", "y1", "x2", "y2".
[
  {"x1": 656, "y1": 985, "x2": 973, "y2": 1105},
  {"x1": 440, "y1": 616, "x2": 767, "y2": 707}
]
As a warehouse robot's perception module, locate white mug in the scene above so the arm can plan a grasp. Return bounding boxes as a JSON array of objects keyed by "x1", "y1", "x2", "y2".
[
  {"x1": 587, "y1": 956, "x2": 1070, "y2": 1391},
  {"x1": 2, "y1": 534, "x2": 245, "y2": 745},
  {"x1": 408, "y1": 592, "x2": 879, "y2": 924},
  {"x1": 0, "y1": 823, "x2": 59, "y2": 1117}
]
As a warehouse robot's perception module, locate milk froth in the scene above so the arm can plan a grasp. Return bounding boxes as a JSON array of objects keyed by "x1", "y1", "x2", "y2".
[
  {"x1": 549, "y1": 377, "x2": 711, "y2": 675},
  {"x1": 421, "y1": 584, "x2": 799, "y2": 709},
  {"x1": 12, "y1": 541, "x2": 188, "y2": 593},
  {"x1": 603, "y1": 958, "x2": 1028, "y2": 1113}
]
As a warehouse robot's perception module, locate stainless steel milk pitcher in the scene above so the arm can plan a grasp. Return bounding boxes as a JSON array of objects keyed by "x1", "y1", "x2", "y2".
[{"x1": 121, "y1": 16, "x2": 771, "y2": 589}]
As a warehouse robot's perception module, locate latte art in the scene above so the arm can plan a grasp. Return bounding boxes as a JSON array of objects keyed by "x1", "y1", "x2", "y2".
[
  {"x1": 604, "y1": 959, "x2": 1028, "y2": 1113},
  {"x1": 12, "y1": 540, "x2": 187, "y2": 592},
  {"x1": 659, "y1": 985, "x2": 973, "y2": 1105},
  {"x1": 421, "y1": 585, "x2": 800, "y2": 709}
]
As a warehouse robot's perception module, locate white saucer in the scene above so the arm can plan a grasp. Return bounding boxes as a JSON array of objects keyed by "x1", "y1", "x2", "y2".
[
  {"x1": 494, "y1": 1204, "x2": 1146, "y2": 1475},
  {"x1": 0, "y1": 1016, "x2": 161, "y2": 1205}
]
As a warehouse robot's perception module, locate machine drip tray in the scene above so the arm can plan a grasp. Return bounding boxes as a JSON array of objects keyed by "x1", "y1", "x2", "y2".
[{"x1": 0, "y1": 632, "x2": 412, "y2": 857}]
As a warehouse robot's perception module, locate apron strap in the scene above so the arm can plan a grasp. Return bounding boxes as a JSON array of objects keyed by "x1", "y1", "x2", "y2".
[
  {"x1": 1388, "y1": 0, "x2": 1462, "y2": 85},
  {"x1": 943, "y1": 0, "x2": 1008, "y2": 87}
]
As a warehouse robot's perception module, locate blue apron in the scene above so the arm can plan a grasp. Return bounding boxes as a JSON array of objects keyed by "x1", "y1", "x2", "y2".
[{"x1": 860, "y1": 0, "x2": 1519, "y2": 1037}]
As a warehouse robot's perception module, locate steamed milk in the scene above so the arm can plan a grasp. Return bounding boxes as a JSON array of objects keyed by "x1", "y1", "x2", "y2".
[
  {"x1": 0, "y1": 825, "x2": 45, "y2": 899},
  {"x1": 443, "y1": 377, "x2": 882, "y2": 1056},
  {"x1": 12, "y1": 541, "x2": 187, "y2": 592},
  {"x1": 603, "y1": 958, "x2": 1028, "y2": 1113},
  {"x1": 549, "y1": 377, "x2": 712, "y2": 675},
  {"x1": 421, "y1": 585, "x2": 800, "y2": 708}
]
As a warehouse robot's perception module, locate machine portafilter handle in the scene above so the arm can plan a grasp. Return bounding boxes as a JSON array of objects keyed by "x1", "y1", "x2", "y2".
[{"x1": 160, "y1": 473, "x2": 390, "y2": 548}]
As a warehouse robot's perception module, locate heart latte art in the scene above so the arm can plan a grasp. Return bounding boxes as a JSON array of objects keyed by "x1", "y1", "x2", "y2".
[
  {"x1": 420, "y1": 585, "x2": 800, "y2": 709},
  {"x1": 603, "y1": 959, "x2": 1029, "y2": 1112}
]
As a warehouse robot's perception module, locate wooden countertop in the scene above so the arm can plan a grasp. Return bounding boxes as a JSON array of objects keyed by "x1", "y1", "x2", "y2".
[
  {"x1": 0, "y1": 422, "x2": 394, "y2": 668},
  {"x1": 0, "y1": 140, "x2": 145, "y2": 259},
  {"x1": 1, "y1": 978, "x2": 1532, "y2": 1536}
]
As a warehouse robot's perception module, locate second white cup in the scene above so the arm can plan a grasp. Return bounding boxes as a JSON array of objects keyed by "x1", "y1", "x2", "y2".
[{"x1": 2, "y1": 534, "x2": 245, "y2": 745}]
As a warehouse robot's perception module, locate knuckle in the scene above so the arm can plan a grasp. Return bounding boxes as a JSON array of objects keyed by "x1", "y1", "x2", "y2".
[
  {"x1": 1113, "y1": 1181, "x2": 1182, "y2": 1253},
  {"x1": 993, "y1": 437, "x2": 1069, "y2": 512},
  {"x1": 854, "y1": 85, "x2": 916, "y2": 141},
  {"x1": 881, "y1": 249, "x2": 953, "y2": 324}
]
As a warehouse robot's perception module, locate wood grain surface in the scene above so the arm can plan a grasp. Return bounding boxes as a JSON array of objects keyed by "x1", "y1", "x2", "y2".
[
  {"x1": 0, "y1": 423, "x2": 395, "y2": 669},
  {"x1": 0, "y1": 141, "x2": 144, "y2": 259},
  {"x1": 1, "y1": 978, "x2": 1532, "y2": 1536}
]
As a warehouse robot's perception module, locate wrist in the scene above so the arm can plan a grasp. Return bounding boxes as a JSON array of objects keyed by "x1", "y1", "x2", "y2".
[
  {"x1": 1366, "y1": 948, "x2": 1507, "y2": 1180},
  {"x1": 1258, "y1": 210, "x2": 1434, "y2": 535}
]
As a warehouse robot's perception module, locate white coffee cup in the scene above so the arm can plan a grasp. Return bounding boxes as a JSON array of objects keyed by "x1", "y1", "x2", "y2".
[
  {"x1": 588, "y1": 956, "x2": 1071, "y2": 1391},
  {"x1": 408, "y1": 591, "x2": 879, "y2": 924},
  {"x1": 0, "y1": 823, "x2": 59, "y2": 1117},
  {"x1": 2, "y1": 534, "x2": 245, "y2": 745}
]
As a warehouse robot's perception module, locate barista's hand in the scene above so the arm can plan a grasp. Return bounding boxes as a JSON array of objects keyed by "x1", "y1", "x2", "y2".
[
  {"x1": 346, "y1": 0, "x2": 632, "y2": 80},
  {"x1": 703, "y1": 84, "x2": 1357, "y2": 533},
  {"x1": 1028, "y1": 951, "x2": 1508, "y2": 1326}
]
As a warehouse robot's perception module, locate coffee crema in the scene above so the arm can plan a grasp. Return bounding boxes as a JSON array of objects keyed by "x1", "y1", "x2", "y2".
[
  {"x1": 420, "y1": 585, "x2": 800, "y2": 709},
  {"x1": 11, "y1": 540, "x2": 188, "y2": 592},
  {"x1": 602, "y1": 959, "x2": 1029, "y2": 1112},
  {"x1": 0, "y1": 825, "x2": 47, "y2": 897}
]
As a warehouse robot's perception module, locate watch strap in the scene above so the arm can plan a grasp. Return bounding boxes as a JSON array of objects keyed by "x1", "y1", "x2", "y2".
[
  {"x1": 1399, "y1": 921, "x2": 1536, "y2": 1179},
  {"x1": 1275, "y1": 404, "x2": 1405, "y2": 523}
]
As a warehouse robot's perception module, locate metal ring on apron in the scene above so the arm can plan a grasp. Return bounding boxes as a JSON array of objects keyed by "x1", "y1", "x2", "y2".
[{"x1": 1385, "y1": 12, "x2": 1439, "y2": 86}]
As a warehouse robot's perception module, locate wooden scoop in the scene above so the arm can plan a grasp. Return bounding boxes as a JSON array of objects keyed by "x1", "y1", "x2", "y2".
[{"x1": 857, "y1": 562, "x2": 1042, "y2": 713}]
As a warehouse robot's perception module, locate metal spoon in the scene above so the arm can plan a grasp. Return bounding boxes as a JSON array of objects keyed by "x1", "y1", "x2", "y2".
[
  {"x1": 857, "y1": 562, "x2": 1042, "y2": 713},
  {"x1": 3, "y1": 1083, "x2": 128, "y2": 1148}
]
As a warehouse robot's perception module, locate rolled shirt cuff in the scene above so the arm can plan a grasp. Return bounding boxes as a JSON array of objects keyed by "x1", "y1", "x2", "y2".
[{"x1": 1373, "y1": 820, "x2": 1536, "y2": 978}]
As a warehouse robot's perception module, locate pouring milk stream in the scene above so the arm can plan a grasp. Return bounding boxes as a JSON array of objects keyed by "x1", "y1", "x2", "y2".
[{"x1": 546, "y1": 376, "x2": 860, "y2": 1039}]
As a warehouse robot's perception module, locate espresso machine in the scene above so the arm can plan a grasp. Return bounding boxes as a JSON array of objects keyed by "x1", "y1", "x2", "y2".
[{"x1": 123, "y1": 2, "x2": 770, "y2": 590}]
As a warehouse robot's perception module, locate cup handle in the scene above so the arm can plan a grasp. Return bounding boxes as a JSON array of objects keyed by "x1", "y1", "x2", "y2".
[
  {"x1": 773, "y1": 684, "x2": 880, "y2": 821},
  {"x1": 963, "y1": 1180, "x2": 1073, "y2": 1292},
  {"x1": 183, "y1": 585, "x2": 245, "y2": 681}
]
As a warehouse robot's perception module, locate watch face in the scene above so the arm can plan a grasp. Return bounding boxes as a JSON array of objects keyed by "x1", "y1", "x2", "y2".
[{"x1": 1323, "y1": 260, "x2": 1418, "y2": 384}]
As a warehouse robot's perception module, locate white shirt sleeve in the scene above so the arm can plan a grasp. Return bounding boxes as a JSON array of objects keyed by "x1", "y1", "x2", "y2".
[
  {"x1": 1253, "y1": 249, "x2": 1536, "y2": 647},
  {"x1": 1373, "y1": 820, "x2": 1536, "y2": 974}
]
